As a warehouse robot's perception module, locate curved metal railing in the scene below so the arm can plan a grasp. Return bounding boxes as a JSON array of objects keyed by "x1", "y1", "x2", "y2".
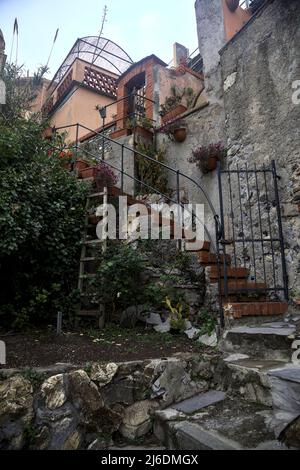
[{"x1": 49, "y1": 122, "x2": 224, "y2": 325}]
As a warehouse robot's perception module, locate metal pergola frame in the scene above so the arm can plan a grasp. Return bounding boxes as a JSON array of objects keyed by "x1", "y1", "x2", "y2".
[{"x1": 48, "y1": 36, "x2": 133, "y2": 89}]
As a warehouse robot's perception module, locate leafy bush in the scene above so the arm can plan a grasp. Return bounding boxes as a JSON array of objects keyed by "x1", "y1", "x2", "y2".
[
  {"x1": 0, "y1": 64, "x2": 87, "y2": 327},
  {"x1": 135, "y1": 143, "x2": 169, "y2": 195},
  {"x1": 91, "y1": 243, "x2": 147, "y2": 316}
]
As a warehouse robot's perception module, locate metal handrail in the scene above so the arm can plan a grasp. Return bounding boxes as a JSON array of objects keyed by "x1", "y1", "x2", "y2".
[
  {"x1": 49, "y1": 123, "x2": 225, "y2": 326},
  {"x1": 48, "y1": 141, "x2": 219, "y2": 249},
  {"x1": 54, "y1": 123, "x2": 218, "y2": 220}
]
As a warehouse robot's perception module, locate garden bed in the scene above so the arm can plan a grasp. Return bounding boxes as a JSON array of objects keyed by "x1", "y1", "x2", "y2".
[{"x1": 0, "y1": 325, "x2": 209, "y2": 369}]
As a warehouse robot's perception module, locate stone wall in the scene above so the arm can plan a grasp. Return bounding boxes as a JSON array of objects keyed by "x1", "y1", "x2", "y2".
[
  {"x1": 156, "y1": 102, "x2": 226, "y2": 239},
  {"x1": 219, "y1": 0, "x2": 300, "y2": 290},
  {"x1": 0, "y1": 354, "x2": 219, "y2": 450}
]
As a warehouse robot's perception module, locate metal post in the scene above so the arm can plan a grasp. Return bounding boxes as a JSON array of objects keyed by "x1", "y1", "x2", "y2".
[
  {"x1": 73, "y1": 123, "x2": 79, "y2": 174},
  {"x1": 271, "y1": 160, "x2": 289, "y2": 302},
  {"x1": 56, "y1": 312, "x2": 62, "y2": 335},
  {"x1": 176, "y1": 170, "x2": 182, "y2": 250},
  {"x1": 217, "y1": 162, "x2": 228, "y2": 299},
  {"x1": 215, "y1": 215, "x2": 225, "y2": 329},
  {"x1": 121, "y1": 145, "x2": 124, "y2": 193},
  {"x1": 102, "y1": 116, "x2": 105, "y2": 161}
]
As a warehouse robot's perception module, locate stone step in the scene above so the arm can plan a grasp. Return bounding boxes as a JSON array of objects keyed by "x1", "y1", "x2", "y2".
[
  {"x1": 219, "y1": 323, "x2": 297, "y2": 361},
  {"x1": 154, "y1": 395, "x2": 288, "y2": 450},
  {"x1": 268, "y1": 367, "x2": 300, "y2": 436},
  {"x1": 171, "y1": 391, "x2": 226, "y2": 414},
  {"x1": 219, "y1": 357, "x2": 293, "y2": 406},
  {"x1": 227, "y1": 302, "x2": 288, "y2": 319},
  {"x1": 208, "y1": 266, "x2": 249, "y2": 283}
]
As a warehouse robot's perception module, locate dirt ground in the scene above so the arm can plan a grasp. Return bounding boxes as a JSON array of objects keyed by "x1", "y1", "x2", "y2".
[{"x1": 0, "y1": 324, "x2": 208, "y2": 369}]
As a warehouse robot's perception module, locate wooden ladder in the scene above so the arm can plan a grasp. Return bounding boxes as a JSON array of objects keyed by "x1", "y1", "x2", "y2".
[{"x1": 77, "y1": 186, "x2": 108, "y2": 326}]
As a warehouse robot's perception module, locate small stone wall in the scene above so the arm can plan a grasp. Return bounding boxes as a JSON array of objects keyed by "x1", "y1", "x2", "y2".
[{"x1": 0, "y1": 354, "x2": 219, "y2": 450}]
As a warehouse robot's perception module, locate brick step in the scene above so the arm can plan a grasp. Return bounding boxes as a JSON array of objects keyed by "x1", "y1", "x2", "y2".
[
  {"x1": 208, "y1": 266, "x2": 249, "y2": 283},
  {"x1": 223, "y1": 295, "x2": 268, "y2": 302},
  {"x1": 226, "y1": 302, "x2": 288, "y2": 319},
  {"x1": 198, "y1": 252, "x2": 231, "y2": 266},
  {"x1": 220, "y1": 281, "x2": 267, "y2": 295}
]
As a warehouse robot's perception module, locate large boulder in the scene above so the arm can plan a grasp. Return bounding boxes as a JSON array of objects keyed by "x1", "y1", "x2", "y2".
[
  {"x1": 145, "y1": 358, "x2": 208, "y2": 407},
  {"x1": 41, "y1": 374, "x2": 67, "y2": 410},
  {"x1": 90, "y1": 363, "x2": 118, "y2": 387},
  {"x1": 0, "y1": 375, "x2": 33, "y2": 450},
  {"x1": 120, "y1": 400, "x2": 159, "y2": 441},
  {"x1": 67, "y1": 370, "x2": 104, "y2": 413},
  {"x1": 279, "y1": 415, "x2": 300, "y2": 449}
]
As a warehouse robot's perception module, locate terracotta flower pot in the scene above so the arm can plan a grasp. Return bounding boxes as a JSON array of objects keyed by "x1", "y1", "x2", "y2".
[
  {"x1": 94, "y1": 175, "x2": 113, "y2": 190},
  {"x1": 173, "y1": 127, "x2": 187, "y2": 143},
  {"x1": 161, "y1": 105, "x2": 187, "y2": 125},
  {"x1": 80, "y1": 167, "x2": 96, "y2": 179},
  {"x1": 134, "y1": 125, "x2": 153, "y2": 141},
  {"x1": 202, "y1": 155, "x2": 219, "y2": 173},
  {"x1": 76, "y1": 159, "x2": 90, "y2": 172}
]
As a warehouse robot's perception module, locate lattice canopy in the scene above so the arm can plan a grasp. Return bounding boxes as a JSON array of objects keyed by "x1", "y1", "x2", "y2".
[{"x1": 50, "y1": 36, "x2": 133, "y2": 86}]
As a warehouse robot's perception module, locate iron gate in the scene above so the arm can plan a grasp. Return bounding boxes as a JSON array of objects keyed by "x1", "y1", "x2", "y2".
[{"x1": 217, "y1": 160, "x2": 289, "y2": 311}]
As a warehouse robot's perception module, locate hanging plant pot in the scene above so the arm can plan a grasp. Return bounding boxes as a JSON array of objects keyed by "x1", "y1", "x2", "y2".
[
  {"x1": 94, "y1": 175, "x2": 113, "y2": 190},
  {"x1": 226, "y1": 0, "x2": 239, "y2": 12},
  {"x1": 201, "y1": 155, "x2": 219, "y2": 173},
  {"x1": 173, "y1": 127, "x2": 187, "y2": 143}
]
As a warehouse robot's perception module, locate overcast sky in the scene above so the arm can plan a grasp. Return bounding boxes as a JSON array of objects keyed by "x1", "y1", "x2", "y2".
[{"x1": 0, "y1": 0, "x2": 199, "y2": 78}]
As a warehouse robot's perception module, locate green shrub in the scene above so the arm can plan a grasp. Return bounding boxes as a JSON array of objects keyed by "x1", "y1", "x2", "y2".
[
  {"x1": 0, "y1": 64, "x2": 87, "y2": 327},
  {"x1": 91, "y1": 243, "x2": 147, "y2": 315}
]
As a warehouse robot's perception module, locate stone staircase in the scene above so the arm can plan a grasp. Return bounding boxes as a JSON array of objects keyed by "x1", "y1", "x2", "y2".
[
  {"x1": 77, "y1": 170, "x2": 289, "y2": 324},
  {"x1": 152, "y1": 316, "x2": 300, "y2": 450}
]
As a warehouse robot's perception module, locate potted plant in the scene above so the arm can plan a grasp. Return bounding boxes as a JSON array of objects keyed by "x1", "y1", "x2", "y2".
[
  {"x1": 76, "y1": 159, "x2": 90, "y2": 172},
  {"x1": 58, "y1": 150, "x2": 73, "y2": 170},
  {"x1": 160, "y1": 86, "x2": 195, "y2": 124},
  {"x1": 164, "y1": 297, "x2": 190, "y2": 334},
  {"x1": 93, "y1": 161, "x2": 119, "y2": 190},
  {"x1": 188, "y1": 142, "x2": 227, "y2": 173},
  {"x1": 126, "y1": 116, "x2": 154, "y2": 140},
  {"x1": 160, "y1": 119, "x2": 187, "y2": 143}
]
